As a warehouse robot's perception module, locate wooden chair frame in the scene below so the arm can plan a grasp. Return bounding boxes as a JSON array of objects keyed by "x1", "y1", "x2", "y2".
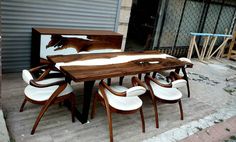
[
  {"x1": 144, "y1": 75, "x2": 183, "y2": 128},
  {"x1": 19, "y1": 65, "x2": 76, "y2": 134},
  {"x1": 91, "y1": 76, "x2": 145, "y2": 142},
  {"x1": 167, "y1": 71, "x2": 190, "y2": 97}
]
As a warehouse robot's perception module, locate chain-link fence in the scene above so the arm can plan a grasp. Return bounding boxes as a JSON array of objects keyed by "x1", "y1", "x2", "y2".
[{"x1": 154, "y1": 0, "x2": 236, "y2": 57}]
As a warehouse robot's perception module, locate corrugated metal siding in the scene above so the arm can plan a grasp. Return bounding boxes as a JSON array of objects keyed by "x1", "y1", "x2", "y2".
[{"x1": 1, "y1": 0, "x2": 120, "y2": 73}]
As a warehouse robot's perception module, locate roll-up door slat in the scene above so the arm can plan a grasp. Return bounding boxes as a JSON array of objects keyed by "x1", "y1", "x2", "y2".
[{"x1": 1, "y1": 0, "x2": 120, "y2": 72}]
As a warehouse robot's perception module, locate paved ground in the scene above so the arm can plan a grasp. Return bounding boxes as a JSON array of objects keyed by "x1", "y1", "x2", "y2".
[
  {"x1": 1, "y1": 58, "x2": 236, "y2": 142},
  {"x1": 0, "y1": 110, "x2": 10, "y2": 142},
  {"x1": 181, "y1": 116, "x2": 236, "y2": 142}
]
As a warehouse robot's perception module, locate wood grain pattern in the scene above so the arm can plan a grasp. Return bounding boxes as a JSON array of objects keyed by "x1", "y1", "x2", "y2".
[
  {"x1": 48, "y1": 51, "x2": 193, "y2": 82},
  {"x1": 34, "y1": 28, "x2": 122, "y2": 36}
]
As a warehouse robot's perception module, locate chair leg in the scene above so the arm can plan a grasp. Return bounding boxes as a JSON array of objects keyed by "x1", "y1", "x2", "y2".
[
  {"x1": 19, "y1": 98, "x2": 27, "y2": 112},
  {"x1": 139, "y1": 107, "x2": 145, "y2": 133},
  {"x1": 31, "y1": 102, "x2": 52, "y2": 134},
  {"x1": 105, "y1": 107, "x2": 113, "y2": 142},
  {"x1": 91, "y1": 93, "x2": 98, "y2": 119},
  {"x1": 153, "y1": 98, "x2": 159, "y2": 128},
  {"x1": 178, "y1": 100, "x2": 184, "y2": 120}
]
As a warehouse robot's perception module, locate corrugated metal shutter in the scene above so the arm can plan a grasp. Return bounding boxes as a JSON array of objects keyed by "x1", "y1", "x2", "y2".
[{"x1": 1, "y1": 0, "x2": 120, "y2": 73}]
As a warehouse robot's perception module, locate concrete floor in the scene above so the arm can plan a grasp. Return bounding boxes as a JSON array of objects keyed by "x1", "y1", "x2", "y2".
[{"x1": 1, "y1": 58, "x2": 236, "y2": 142}]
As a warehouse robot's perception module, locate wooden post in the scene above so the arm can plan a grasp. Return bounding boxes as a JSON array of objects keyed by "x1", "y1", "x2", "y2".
[
  {"x1": 227, "y1": 32, "x2": 236, "y2": 59},
  {"x1": 206, "y1": 36, "x2": 217, "y2": 60},
  {"x1": 187, "y1": 36, "x2": 195, "y2": 59}
]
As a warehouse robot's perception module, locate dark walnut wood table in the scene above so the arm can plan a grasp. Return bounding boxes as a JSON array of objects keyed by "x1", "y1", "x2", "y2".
[{"x1": 47, "y1": 50, "x2": 193, "y2": 124}]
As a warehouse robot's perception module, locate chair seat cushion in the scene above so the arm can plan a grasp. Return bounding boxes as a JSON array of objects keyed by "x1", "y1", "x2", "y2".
[
  {"x1": 150, "y1": 81, "x2": 182, "y2": 101},
  {"x1": 24, "y1": 78, "x2": 73, "y2": 101},
  {"x1": 98, "y1": 86, "x2": 142, "y2": 111},
  {"x1": 172, "y1": 79, "x2": 187, "y2": 88}
]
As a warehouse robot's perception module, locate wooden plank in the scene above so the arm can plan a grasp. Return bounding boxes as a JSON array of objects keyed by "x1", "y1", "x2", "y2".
[
  {"x1": 200, "y1": 36, "x2": 210, "y2": 61},
  {"x1": 33, "y1": 28, "x2": 122, "y2": 36},
  {"x1": 187, "y1": 36, "x2": 195, "y2": 59},
  {"x1": 206, "y1": 36, "x2": 217, "y2": 59}
]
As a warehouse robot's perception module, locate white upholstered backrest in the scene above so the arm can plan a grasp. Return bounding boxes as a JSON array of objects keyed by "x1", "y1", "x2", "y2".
[
  {"x1": 172, "y1": 79, "x2": 187, "y2": 88},
  {"x1": 126, "y1": 86, "x2": 146, "y2": 97},
  {"x1": 22, "y1": 70, "x2": 33, "y2": 84},
  {"x1": 178, "y1": 57, "x2": 192, "y2": 63}
]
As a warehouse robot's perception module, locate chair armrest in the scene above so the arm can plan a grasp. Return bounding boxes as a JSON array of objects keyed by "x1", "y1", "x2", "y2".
[
  {"x1": 131, "y1": 76, "x2": 146, "y2": 88},
  {"x1": 29, "y1": 64, "x2": 51, "y2": 73},
  {"x1": 100, "y1": 80, "x2": 126, "y2": 97},
  {"x1": 30, "y1": 64, "x2": 63, "y2": 81},
  {"x1": 29, "y1": 79, "x2": 67, "y2": 88},
  {"x1": 145, "y1": 75, "x2": 172, "y2": 88}
]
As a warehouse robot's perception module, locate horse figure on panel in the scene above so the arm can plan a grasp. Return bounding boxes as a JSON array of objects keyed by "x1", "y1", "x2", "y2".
[
  {"x1": 46, "y1": 34, "x2": 93, "y2": 52},
  {"x1": 46, "y1": 34, "x2": 119, "y2": 53}
]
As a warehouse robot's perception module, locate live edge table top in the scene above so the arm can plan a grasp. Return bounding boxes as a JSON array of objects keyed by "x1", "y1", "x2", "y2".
[{"x1": 47, "y1": 51, "x2": 193, "y2": 82}]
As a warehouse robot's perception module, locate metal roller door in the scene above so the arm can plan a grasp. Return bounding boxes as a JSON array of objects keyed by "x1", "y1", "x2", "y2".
[{"x1": 1, "y1": 0, "x2": 121, "y2": 72}]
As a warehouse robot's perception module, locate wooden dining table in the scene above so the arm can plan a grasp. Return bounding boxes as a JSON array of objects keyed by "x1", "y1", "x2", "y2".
[{"x1": 47, "y1": 50, "x2": 193, "y2": 124}]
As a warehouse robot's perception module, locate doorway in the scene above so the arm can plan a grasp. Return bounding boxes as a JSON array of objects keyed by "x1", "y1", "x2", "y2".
[{"x1": 125, "y1": 0, "x2": 160, "y2": 51}]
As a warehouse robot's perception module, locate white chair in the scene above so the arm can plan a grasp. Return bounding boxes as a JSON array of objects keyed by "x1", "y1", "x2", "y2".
[
  {"x1": 153, "y1": 57, "x2": 192, "y2": 97},
  {"x1": 168, "y1": 57, "x2": 192, "y2": 97},
  {"x1": 20, "y1": 65, "x2": 76, "y2": 134},
  {"x1": 91, "y1": 76, "x2": 146, "y2": 142},
  {"x1": 145, "y1": 75, "x2": 183, "y2": 128}
]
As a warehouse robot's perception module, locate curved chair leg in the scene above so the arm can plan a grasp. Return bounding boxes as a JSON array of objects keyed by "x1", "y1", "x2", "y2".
[
  {"x1": 139, "y1": 107, "x2": 145, "y2": 133},
  {"x1": 91, "y1": 93, "x2": 98, "y2": 119},
  {"x1": 19, "y1": 98, "x2": 27, "y2": 112},
  {"x1": 105, "y1": 107, "x2": 113, "y2": 142},
  {"x1": 153, "y1": 98, "x2": 159, "y2": 128},
  {"x1": 178, "y1": 100, "x2": 184, "y2": 120},
  {"x1": 31, "y1": 102, "x2": 52, "y2": 134}
]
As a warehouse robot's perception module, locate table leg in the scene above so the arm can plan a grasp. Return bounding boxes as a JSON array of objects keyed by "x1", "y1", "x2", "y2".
[
  {"x1": 107, "y1": 78, "x2": 111, "y2": 86},
  {"x1": 64, "y1": 77, "x2": 84, "y2": 123},
  {"x1": 81, "y1": 80, "x2": 96, "y2": 123},
  {"x1": 182, "y1": 67, "x2": 190, "y2": 98},
  {"x1": 119, "y1": 76, "x2": 124, "y2": 85}
]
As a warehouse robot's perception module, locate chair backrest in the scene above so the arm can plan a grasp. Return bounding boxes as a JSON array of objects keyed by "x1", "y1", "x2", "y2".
[
  {"x1": 22, "y1": 70, "x2": 33, "y2": 84},
  {"x1": 126, "y1": 86, "x2": 146, "y2": 97},
  {"x1": 172, "y1": 79, "x2": 187, "y2": 88},
  {"x1": 178, "y1": 57, "x2": 192, "y2": 63}
]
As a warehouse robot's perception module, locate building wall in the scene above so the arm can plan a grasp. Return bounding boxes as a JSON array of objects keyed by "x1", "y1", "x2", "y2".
[{"x1": 117, "y1": 0, "x2": 132, "y2": 51}]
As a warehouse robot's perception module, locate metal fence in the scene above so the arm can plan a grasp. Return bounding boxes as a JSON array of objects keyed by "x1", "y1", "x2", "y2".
[{"x1": 154, "y1": 0, "x2": 236, "y2": 57}]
